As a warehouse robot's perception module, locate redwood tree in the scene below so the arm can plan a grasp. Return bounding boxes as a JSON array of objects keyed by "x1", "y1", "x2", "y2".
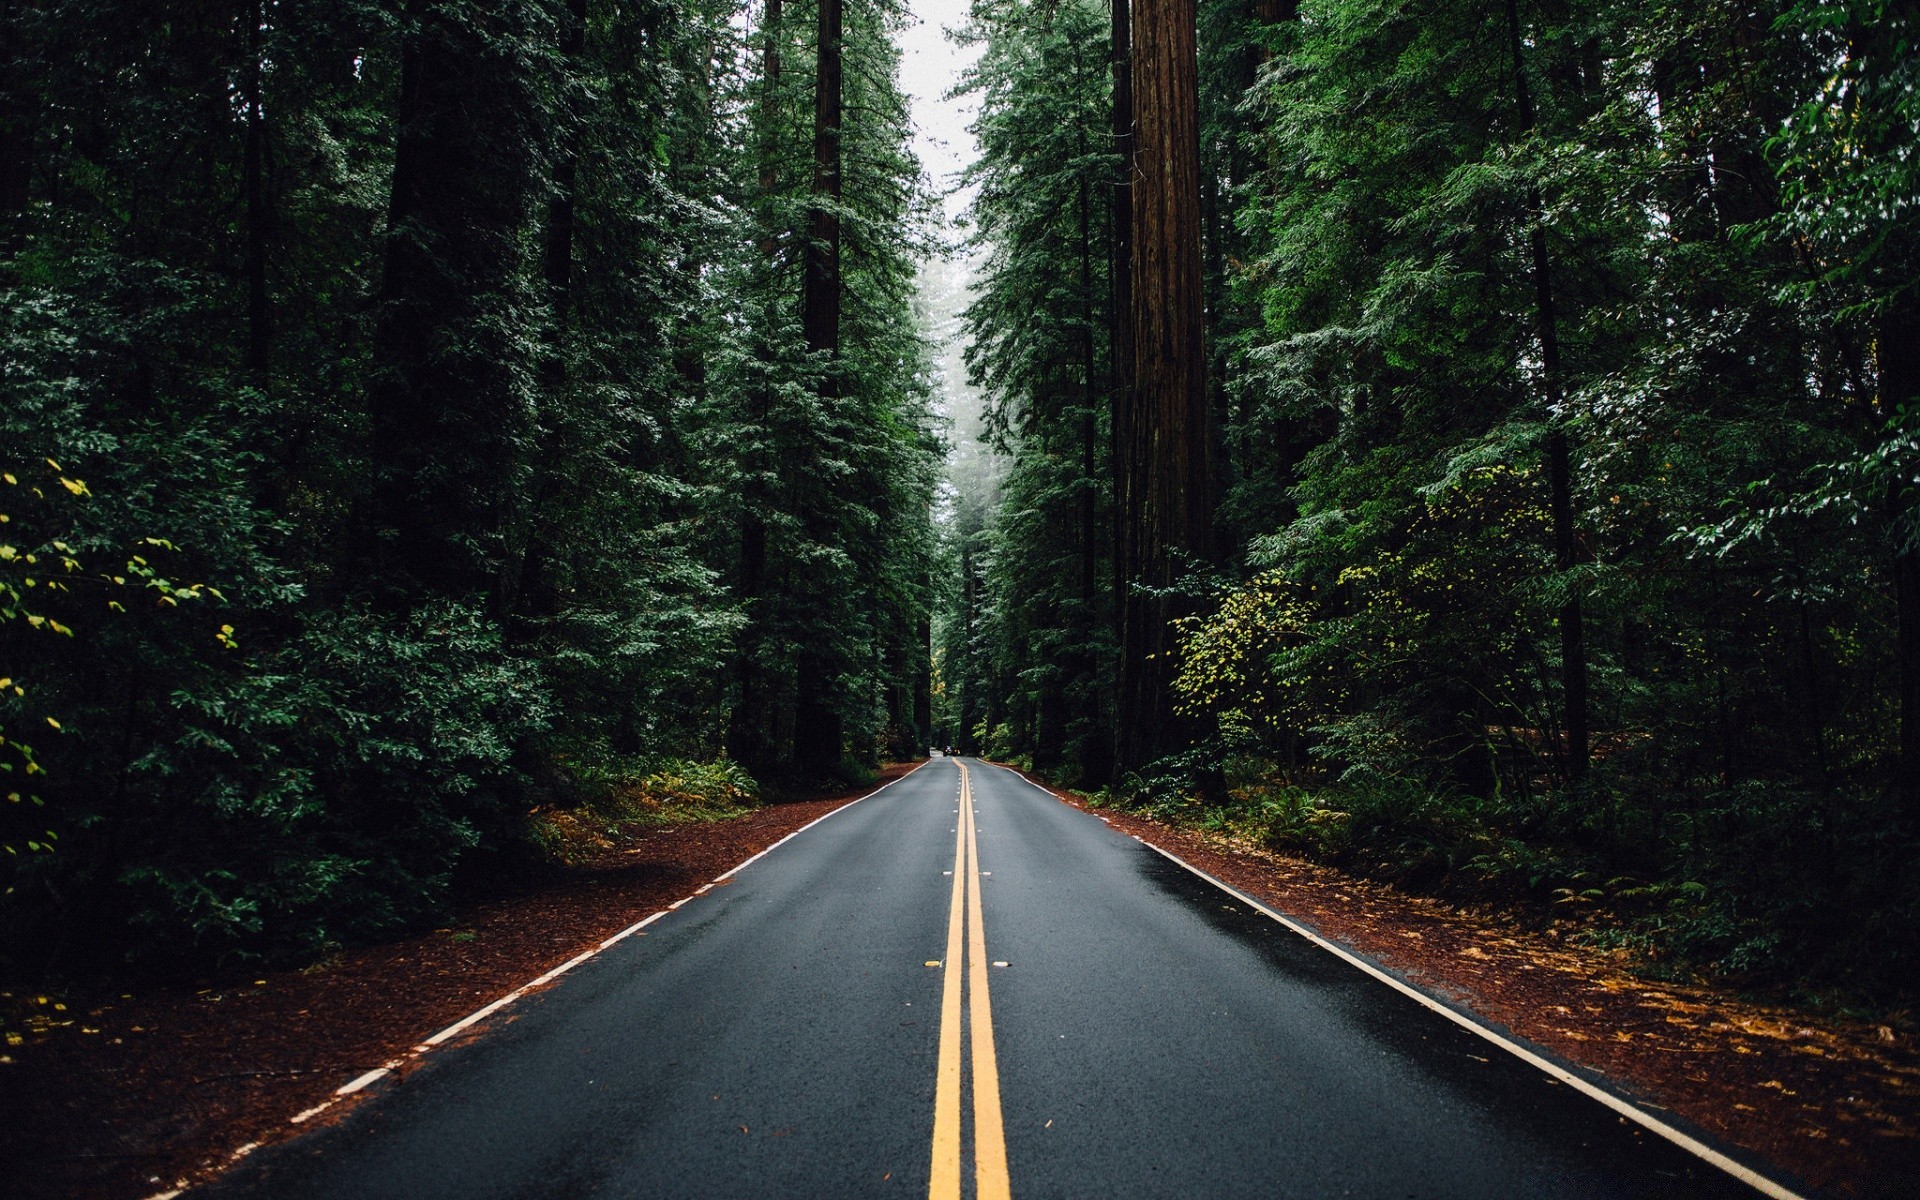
[
  {"x1": 793, "y1": 0, "x2": 846, "y2": 779},
  {"x1": 1116, "y1": 0, "x2": 1212, "y2": 773}
]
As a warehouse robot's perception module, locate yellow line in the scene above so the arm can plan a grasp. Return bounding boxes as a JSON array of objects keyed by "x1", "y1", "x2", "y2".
[
  {"x1": 930, "y1": 768, "x2": 967, "y2": 1200},
  {"x1": 964, "y1": 763, "x2": 1011, "y2": 1199}
]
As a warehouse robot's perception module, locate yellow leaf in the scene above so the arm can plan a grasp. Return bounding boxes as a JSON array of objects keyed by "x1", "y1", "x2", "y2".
[{"x1": 45, "y1": 717, "x2": 60, "y2": 730}]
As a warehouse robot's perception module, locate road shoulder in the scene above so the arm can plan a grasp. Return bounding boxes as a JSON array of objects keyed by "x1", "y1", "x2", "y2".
[
  {"x1": 3, "y1": 763, "x2": 920, "y2": 1200},
  {"x1": 995, "y1": 763, "x2": 1920, "y2": 1197}
]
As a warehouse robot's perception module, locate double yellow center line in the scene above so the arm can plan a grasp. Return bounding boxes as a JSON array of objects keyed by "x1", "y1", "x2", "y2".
[{"x1": 930, "y1": 762, "x2": 1010, "y2": 1200}]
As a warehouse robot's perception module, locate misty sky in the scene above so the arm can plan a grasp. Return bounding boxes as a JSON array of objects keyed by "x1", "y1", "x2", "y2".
[
  {"x1": 900, "y1": 0, "x2": 997, "y2": 503},
  {"x1": 898, "y1": 0, "x2": 981, "y2": 224}
]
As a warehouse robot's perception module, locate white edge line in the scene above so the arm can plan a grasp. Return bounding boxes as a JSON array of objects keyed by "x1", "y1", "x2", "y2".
[
  {"x1": 334, "y1": 1067, "x2": 389, "y2": 1096},
  {"x1": 362, "y1": 761, "x2": 935, "y2": 1077},
  {"x1": 160, "y1": 759, "x2": 943, "y2": 1199},
  {"x1": 711, "y1": 757, "x2": 933, "y2": 883},
  {"x1": 423, "y1": 994, "x2": 520, "y2": 1046},
  {"x1": 599, "y1": 909, "x2": 667, "y2": 950},
  {"x1": 985, "y1": 762, "x2": 1806, "y2": 1200}
]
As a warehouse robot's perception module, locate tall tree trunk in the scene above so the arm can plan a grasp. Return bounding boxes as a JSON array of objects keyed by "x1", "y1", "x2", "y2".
[
  {"x1": 1108, "y1": 0, "x2": 1134, "y2": 651},
  {"x1": 0, "y1": 0, "x2": 38, "y2": 251},
  {"x1": 1882, "y1": 298, "x2": 1920, "y2": 814},
  {"x1": 915, "y1": 573, "x2": 933, "y2": 754},
  {"x1": 958, "y1": 532, "x2": 983, "y2": 752},
  {"x1": 241, "y1": 0, "x2": 270, "y2": 378},
  {"x1": 793, "y1": 0, "x2": 844, "y2": 779},
  {"x1": 1505, "y1": 0, "x2": 1588, "y2": 781},
  {"x1": 1115, "y1": 0, "x2": 1211, "y2": 774},
  {"x1": 729, "y1": 0, "x2": 783, "y2": 774},
  {"x1": 800, "y1": 0, "x2": 841, "y2": 363},
  {"x1": 544, "y1": 0, "x2": 585, "y2": 323},
  {"x1": 359, "y1": 0, "x2": 541, "y2": 608},
  {"x1": 1077, "y1": 163, "x2": 1112, "y2": 786},
  {"x1": 503, "y1": 0, "x2": 587, "y2": 627}
]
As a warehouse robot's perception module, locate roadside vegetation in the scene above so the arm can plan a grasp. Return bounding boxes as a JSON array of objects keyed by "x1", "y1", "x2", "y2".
[
  {"x1": 1, "y1": 0, "x2": 936, "y2": 982},
  {"x1": 526, "y1": 758, "x2": 763, "y2": 868},
  {"x1": 939, "y1": 0, "x2": 1919, "y2": 1008}
]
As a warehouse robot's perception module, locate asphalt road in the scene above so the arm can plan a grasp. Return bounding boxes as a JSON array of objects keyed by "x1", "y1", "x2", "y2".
[{"x1": 205, "y1": 758, "x2": 1787, "y2": 1199}]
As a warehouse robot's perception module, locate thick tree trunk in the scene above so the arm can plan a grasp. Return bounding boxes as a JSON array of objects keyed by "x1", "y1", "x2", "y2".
[
  {"x1": 360, "y1": 1, "x2": 540, "y2": 608},
  {"x1": 800, "y1": 0, "x2": 841, "y2": 363},
  {"x1": 1108, "y1": 0, "x2": 1134, "y2": 648},
  {"x1": 915, "y1": 588, "x2": 933, "y2": 753},
  {"x1": 729, "y1": 0, "x2": 783, "y2": 775},
  {"x1": 501, "y1": 0, "x2": 587, "y2": 629},
  {"x1": 1505, "y1": 0, "x2": 1588, "y2": 781},
  {"x1": 0, "y1": 0, "x2": 37, "y2": 250},
  {"x1": 1882, "y1": 298, "x2": 1920, "y2": 814},
  {"x1": 958, "y1": 534, "x2": 983, "y2": 752},
  {"x1": 1115, "y1": 0, "x2": 1211, "y2": 775},
  {"x1": 543, "y1": 0, "x2": 585, "y2": 320},
  {"x1": 240, "y1": 0, "x2": 270, "y2": 378},
  {"x1": 793, "y1": 0, "x2": 844, "y2": 779},
  {"x1": 1077, "y1": 167, "x2": 1112, "y2": 786}
]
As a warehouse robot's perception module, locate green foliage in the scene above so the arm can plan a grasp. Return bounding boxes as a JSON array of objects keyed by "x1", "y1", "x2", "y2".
[
  {"x1": 718, "y1": 0, "x2": 940, "y2": 777},
  {"x1": 1105, "y1": 0, "x2": 1920, "y2": 1000},
  {"x1": 921, "y1": 0, "x2": 1920, "y2": 1000},
  {"x1": 527, "y1": 755, "x2": 759, "y2": 866},
  {"x1": 0, "y1": 0, "x2": 936, "y2": 974},
  {"x1": 940, "y1": 0, "x2": 1116, "y2": 780}
]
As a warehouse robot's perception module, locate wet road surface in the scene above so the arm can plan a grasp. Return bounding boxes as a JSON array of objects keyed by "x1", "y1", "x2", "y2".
[{"x1": 204, "y1": 758, "x2": 1789, "y2": 1198}]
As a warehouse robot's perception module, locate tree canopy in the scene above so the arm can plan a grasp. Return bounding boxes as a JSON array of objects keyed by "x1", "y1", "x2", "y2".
[{"x1": 1, "y1": 0, "x2": 937, "y2": 971}]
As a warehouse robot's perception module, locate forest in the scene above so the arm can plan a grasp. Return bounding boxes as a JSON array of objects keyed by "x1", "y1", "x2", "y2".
[
  {"x1": 937, "y1": 0, "x2": 1918, "y2": 1003},
  {"x1": 1, "y1": 0, "x2": 939, "y2": 972},
  {"x1": 3, "y1": 0, "x2": 1917, "y2": 1011}
]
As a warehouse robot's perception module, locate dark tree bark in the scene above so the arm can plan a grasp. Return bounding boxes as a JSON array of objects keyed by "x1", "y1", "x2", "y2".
[
  {"x1": 1251, "y1": 0, "x2": 1297, "y2": 47},
  {"x1": 1882, "y1": 298, "x2": 1920, "y2": 813},
  {"x1": 793, "y1": 0, "x2": 844, "y2": 779},
  {"x1": 1115, "y1": 0, "x2": 1211, "y2": 774},
  {"x1": 800, "y1": 0, "x2": 841, "y2": 364},
  {"x1": 1505, "y1": 0, "x2": 1588, "y2": 781},
  {"x1": 915, "y1": 582, "x2": 933, "y2": 754},
  {"x1": 729, "y1": 0, "x2": 782, "y2": 775},
  {"x1": 544, "y1": 0, "x2": 586, "y2": 321},
  {"x1": 359, "y1": 0, "x2": 541, "y2": 608},
  {"x1": 958, "y1": 532, "x2": 984, "y2": 752},
  {"x1": 0, "y1": 0, "x2": 38, "y2": 249},
  {"x1": 1077, "y1": 162, "x2": 1113, "y2": 786},
  {"x1": 240, "y1": 0, "x2": 270, "y2": 378},
  {"x1": 1108, "y1": 0, "x2": 1134, "y2": 636},
  {"x1": 502, "y1": 0, "x2": 588, "y2": 627}
]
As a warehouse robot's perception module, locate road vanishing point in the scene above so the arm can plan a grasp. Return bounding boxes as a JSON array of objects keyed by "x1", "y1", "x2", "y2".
[{"x1": 204, "y1": 758, "x2": 1794, "y2": 1199}]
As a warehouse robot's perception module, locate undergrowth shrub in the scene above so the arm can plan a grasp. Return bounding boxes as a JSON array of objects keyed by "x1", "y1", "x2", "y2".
[
  {"x1": 1110, "y1": 746, "x2": 1920, "y2": 1003},
  {"x1": 527, "y1": 756, "x2": 759, "y2": 867}
]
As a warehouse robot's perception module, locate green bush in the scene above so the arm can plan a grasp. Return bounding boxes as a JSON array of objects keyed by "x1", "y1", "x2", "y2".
[{"x1": 527, "y1": 756, "x2": 759, "y2": 866}]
